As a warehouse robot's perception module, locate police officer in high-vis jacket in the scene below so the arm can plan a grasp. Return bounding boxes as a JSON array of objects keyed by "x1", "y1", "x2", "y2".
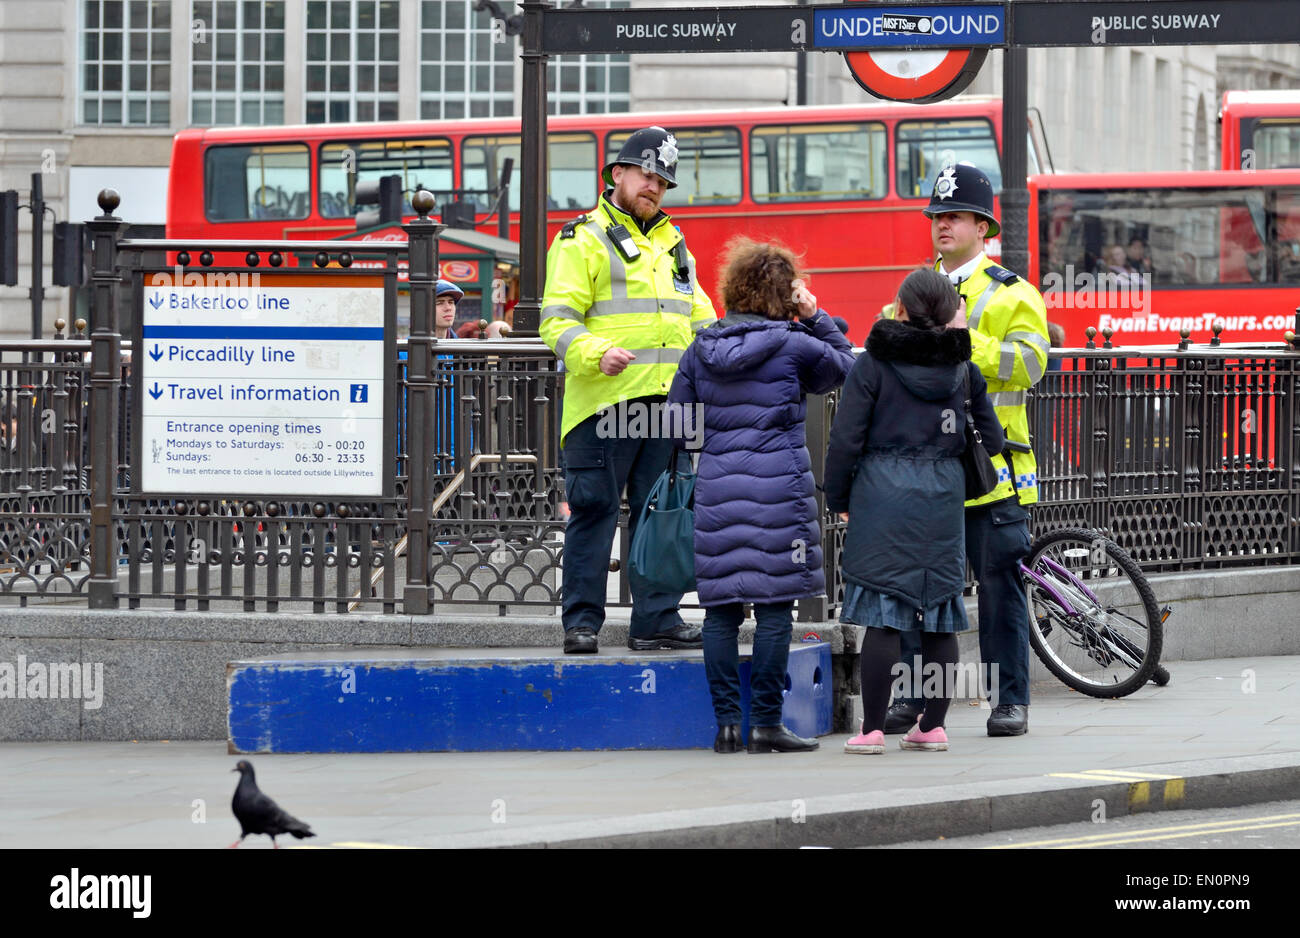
[
  {"x1": 886, "y1": 162, "x2": 1050, "y2": 736},
  {"x1": 541, "y1": 126, "x2": 718, "y2": 655}
]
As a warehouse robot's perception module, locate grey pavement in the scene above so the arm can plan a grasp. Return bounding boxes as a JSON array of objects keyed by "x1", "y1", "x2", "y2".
[{"x1": 1, "y1": 654, "x2": 1297, "y2": 849}]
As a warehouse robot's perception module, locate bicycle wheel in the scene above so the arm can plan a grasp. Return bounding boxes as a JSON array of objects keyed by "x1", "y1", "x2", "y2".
[{"x1": 1023, "y1": 527, "x2": 1163, "y2": 698}]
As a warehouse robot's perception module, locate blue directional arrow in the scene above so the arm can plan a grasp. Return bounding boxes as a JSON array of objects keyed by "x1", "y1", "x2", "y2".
[
  {"x1": 149, "y1": 293, "x2": 164, "y2": 309},
  {"x1": 149, "y1": 344, "x2": 163, "y2": 361},
  {"x1": 149, "y1": 382, "x2": 163, "y2": 400}
]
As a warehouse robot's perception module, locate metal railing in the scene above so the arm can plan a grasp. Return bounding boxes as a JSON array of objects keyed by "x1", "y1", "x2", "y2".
[{"x1": 3, "y1": 199, "x2": 1297, "y2": 613}]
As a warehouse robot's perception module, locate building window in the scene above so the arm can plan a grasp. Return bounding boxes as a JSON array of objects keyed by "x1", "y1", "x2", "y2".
[
  {"x1": 80, "y1": 0, "x2": 171, "y2": 125},
  {"x1": 547, "y1": 0, "x2": 630, "y2": 116},
  {"x1": 418, "y1": 1, "x2": 515, "y2": 120},
  {"x1": 191, "y1": 1, "x2": 286, "y2": 125},
  {"x1": 305, "y1": 0, "x2": 401, "y2": 123}
]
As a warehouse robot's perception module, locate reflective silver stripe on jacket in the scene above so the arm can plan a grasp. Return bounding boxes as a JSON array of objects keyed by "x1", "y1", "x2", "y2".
[
  {"x1": 587, "y1": 219, "x2": 628, "y2": 300},
  {"x1": 988, "y1": 390, "x2": 1027, "y2": 408},
  {"x1": 626, "y1": 347, "x2": 685, "y2": 366},
  {"x1": 589, "y1": 297, "x2": 693, "y2": 317},
  {"x1": 692, "y1": 318, "x2": 713, "y2": 333},
  {"x1": 966, "y1": 279, "x2": 1002, "y2": 331},
  {"x1": 542, "y1": 304, "x2": 585, "y2": 324},
  {"x1": 1007, "y1": 330, "x2": 1049, "y2": 384},
  {"x1": 553, "y1": 324, "x2": 588, "y2": 362}
]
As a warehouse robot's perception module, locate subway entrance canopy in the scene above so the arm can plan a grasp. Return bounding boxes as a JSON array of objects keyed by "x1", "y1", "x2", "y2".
[{"x1": 511, "y1": 1, "x2": 1300, "y2": 332}]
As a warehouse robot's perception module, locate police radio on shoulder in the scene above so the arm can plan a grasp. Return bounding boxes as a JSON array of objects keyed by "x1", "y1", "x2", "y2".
[{"x1": 606, "y1": 223, "x2": 640, "y2": 261}]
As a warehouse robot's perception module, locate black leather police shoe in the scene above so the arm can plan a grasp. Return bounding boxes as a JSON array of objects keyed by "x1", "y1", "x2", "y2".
[
  {"x1": 627, "y1": 623, "x2": 702, "y2": 650},
  {"x1": 563, "y1": 627, "x2": 598, "y2": 655},
  {"x1": 884, "y1": 701, "x2": 923, "y2": 735},
  {"x1": 747, "y1": 724, "x2": 819, "y2": 753},
  {"x1": 987, "y1": 704, "x2": 1029, "y2": 736},
  {"x1": 713, "y1": 724, "x2": 742, "y2": 753}
]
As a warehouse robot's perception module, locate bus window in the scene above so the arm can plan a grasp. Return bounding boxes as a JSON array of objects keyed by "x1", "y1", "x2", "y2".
[
  {"x1": 605, "y1": 127, "x2": 742, "y2": 208},
  {"x1": 204, "y1": 144, "x2": 310, "y2": 222},
  {"x1": 462, "y1": 132, "x2": 597, "y2": 214},
  {"x1": 318, "y1": 138, "x2": 452, "y2": 219},
  {"x1": 750, "y1": 122, "x2": 886, "y2": 202},
  {"x1": 896, "y1": 118, "x2": 1001, "y2": 199},
  {"x1": 1039, "y1": 185, "x2": 1300, "y2": 290},
  {"x1": 1252, "y1": 120, "x2": 1300, "y2": 169}
]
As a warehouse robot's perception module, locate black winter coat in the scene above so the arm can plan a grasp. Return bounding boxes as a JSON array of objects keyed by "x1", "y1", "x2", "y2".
[{"x1": 823, "y1": 319, "x2": 1004, "y2": 609}]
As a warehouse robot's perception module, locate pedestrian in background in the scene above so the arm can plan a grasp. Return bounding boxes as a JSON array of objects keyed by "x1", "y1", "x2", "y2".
[
  {"x1": 825, "y1": 267, "x2": 1003, "y2": 753},
  {"x1": 668, "y1": 237, "x2": 853, "y2": 753}
]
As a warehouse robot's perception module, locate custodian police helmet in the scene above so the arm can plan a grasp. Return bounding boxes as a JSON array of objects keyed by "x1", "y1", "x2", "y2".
[
  {"x1": 921, "y1": 162, "x2": 1000, "y2": 238},
  {"x1": 602, "y1": 126, "x2": 679, "y2": 189}
]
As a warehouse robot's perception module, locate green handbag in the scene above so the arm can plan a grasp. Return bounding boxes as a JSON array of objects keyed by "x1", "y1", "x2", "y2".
[{"x1": 628, "y1": 450, "x2": 697, "y2": 594}]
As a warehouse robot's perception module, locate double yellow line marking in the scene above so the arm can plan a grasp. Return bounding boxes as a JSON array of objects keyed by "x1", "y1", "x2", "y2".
[
  {"x1": 989, "y1": 812, "x2": 1300, "y2": 848},
  {"x1": 1047, "y1": 768, "x2": 1185, "y2": 809}
]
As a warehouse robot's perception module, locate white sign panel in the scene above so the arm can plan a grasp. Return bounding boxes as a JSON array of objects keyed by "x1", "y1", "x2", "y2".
[{"x1": 139, "y1": 272, "x2": 385, "y2": 496}]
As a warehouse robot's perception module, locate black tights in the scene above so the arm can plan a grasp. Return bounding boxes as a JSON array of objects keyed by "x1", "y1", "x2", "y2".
[{"x1": 860, "y1": 628, "x2": 959, "y2": 734}]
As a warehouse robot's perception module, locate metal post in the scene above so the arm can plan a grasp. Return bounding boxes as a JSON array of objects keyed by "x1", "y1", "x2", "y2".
[
  {"x1": 86, "y1": 189, "x2": 125, "y2": 609},
  {"x1": 514, "y1": 0, "x2": 550, "y2": 336},
  {"x1": 30, "y1": 173, "x2": 45, "y2": 339},
  {"x1": 403, "y1": 190, "x2": 445, "y2": 614},
  {"x1": 796, "y1": 0, "x2": 808, "y2": 106},
  {"x1": 1000, "y1": 46, "x2": 1030, "y2": 278}
]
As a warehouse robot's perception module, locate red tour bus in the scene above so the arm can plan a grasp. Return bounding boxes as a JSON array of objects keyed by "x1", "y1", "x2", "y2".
[
  {"x1": 166, "y1": 98, "x2": 1046, "y2": 338},
  {"x1": 1220, "y1": 90, "x2": 1300, "y2": 172},
  {"x1": 1030, "y1": 169, "x2": 1300, "y2": 347}
]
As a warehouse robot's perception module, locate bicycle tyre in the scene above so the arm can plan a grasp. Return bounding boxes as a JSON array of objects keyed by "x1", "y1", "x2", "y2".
[
  {"x1": 1024, "y1": 527, "x2": 1163, "y2": 698},
  {"x1": 1151, "y1": 665, "x2": 1171, "y2": 686}
]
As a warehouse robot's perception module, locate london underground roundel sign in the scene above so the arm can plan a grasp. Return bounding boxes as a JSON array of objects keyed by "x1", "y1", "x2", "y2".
[{"x1": 844, "y1": 47, "x2": 988, "y2": 103}]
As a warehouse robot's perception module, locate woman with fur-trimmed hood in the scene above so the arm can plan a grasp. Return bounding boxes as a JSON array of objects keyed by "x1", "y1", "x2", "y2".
[{"x1": 824, "y1": 268, "x2": 1003, "y2": 755}]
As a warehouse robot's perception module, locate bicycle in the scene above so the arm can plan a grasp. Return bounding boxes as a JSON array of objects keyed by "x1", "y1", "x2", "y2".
[{"x1": 1020, "y1": 526, "x2": 1172, "y2": 698}]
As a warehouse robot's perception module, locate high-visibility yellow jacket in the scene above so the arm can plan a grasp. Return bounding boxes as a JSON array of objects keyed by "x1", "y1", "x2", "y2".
[
  {"x1": 941, "y1": 255, "x2": 1050, "y2": 506},
  {"x1": 541, "y1": 193, "x2": 718, "y2": 444}
]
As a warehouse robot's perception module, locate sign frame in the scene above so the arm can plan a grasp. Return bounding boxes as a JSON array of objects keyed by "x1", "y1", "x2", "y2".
[{"x1": 129, "y1": 264, "x2": 398, "y2": 501}]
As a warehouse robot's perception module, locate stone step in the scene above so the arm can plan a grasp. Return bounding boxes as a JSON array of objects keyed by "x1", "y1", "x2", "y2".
[{"x1": 227, "y1": 642, "x2": 832, "y2": 753}]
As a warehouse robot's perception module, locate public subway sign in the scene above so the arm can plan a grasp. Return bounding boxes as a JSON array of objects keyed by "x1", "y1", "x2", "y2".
[
  {"x1": 136, "y1": 271, "x2": 385, "y2": 497},
  {"x1": 1014, "y1": 1, "x2": 1300, "y2": 46}
]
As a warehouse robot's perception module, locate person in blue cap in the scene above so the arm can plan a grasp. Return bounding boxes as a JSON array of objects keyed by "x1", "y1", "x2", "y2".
[{"x1": 436, "y1": 279, "x2": 465, "y2": 338}]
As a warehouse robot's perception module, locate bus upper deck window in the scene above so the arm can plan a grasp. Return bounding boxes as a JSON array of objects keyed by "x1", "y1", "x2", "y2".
[
  {"x1": 319, "y1": 139, "x2": 453, "y2": 219},
  {"x1": 895, "y1": 119, "x2": 1001, "y2": 199},
  {"x1": 751, "y1": 123, "x2": 886, "y2": 203},
  {"x1": 463, "y1": 133, "x2": 596, "y2": 214},
  {"x1": 605, "y1": 128, "x2": 741, "y2": 209},
  {"x1": 204, "y1": 144, "x2": 310, "y2": 222}
]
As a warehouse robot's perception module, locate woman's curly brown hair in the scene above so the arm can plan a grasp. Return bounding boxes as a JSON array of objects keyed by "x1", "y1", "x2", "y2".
[{"x1": 718, "y1": 237, "x2": 803, "y2": 321}]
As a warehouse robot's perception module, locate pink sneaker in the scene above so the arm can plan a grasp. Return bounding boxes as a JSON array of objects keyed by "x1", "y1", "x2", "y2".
[
  {"x1": 900, "y1": 721, "x2": 949, "y2": 751},
  {"x1": 844, "y1": 728, "x2": 885, "y2": 754}
]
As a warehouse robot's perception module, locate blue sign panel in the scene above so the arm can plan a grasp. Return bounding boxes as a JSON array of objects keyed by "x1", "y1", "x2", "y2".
[{"x1": 814, "y1": 4, "x2": 1005, "y2": 48}]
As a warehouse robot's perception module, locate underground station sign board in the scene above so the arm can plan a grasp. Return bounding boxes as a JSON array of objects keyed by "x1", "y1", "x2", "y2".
[
  {"x1": 135, "y1": 271, "x2": 385, "y2": 497},
  {"x1": 541, "y1": 1, "x2": 1300, "y2": 53}
]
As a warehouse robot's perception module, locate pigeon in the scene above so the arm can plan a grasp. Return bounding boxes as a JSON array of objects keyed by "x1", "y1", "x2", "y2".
[{"x1": 229, "y1": 760, "x2": 315, "y2": 849}]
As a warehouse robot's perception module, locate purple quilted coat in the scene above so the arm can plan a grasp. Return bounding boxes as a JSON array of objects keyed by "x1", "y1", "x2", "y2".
[{"x1": 667, "y1": 310, "x2": 854, "y2": 606}]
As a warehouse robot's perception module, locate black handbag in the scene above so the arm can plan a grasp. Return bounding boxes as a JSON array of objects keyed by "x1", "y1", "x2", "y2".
[{"x1": 960, "y1": 363, "x2": 1000, "y2": 500}]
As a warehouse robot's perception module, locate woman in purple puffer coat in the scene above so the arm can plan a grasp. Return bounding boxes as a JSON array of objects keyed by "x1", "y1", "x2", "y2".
[{"x1": 668, "y1": 238, "x2": 854, "y2": 754}]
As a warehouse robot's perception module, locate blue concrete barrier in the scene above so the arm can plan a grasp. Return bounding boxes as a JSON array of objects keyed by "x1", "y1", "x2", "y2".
[{"x1": 227, "y1": 643, "x2": 832, "y2": 753}]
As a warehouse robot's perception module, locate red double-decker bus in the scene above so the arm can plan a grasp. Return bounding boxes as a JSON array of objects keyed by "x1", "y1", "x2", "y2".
[
  {"x1": 1030, "y1": 169, "x2": 1300, "y2": 346},
  {"x1": 166, "y1": 98, "x2": 1047, "y2": 337},
  {"x1": 1220, "y1": 90, "x2": 1300, "y2": 172}
]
